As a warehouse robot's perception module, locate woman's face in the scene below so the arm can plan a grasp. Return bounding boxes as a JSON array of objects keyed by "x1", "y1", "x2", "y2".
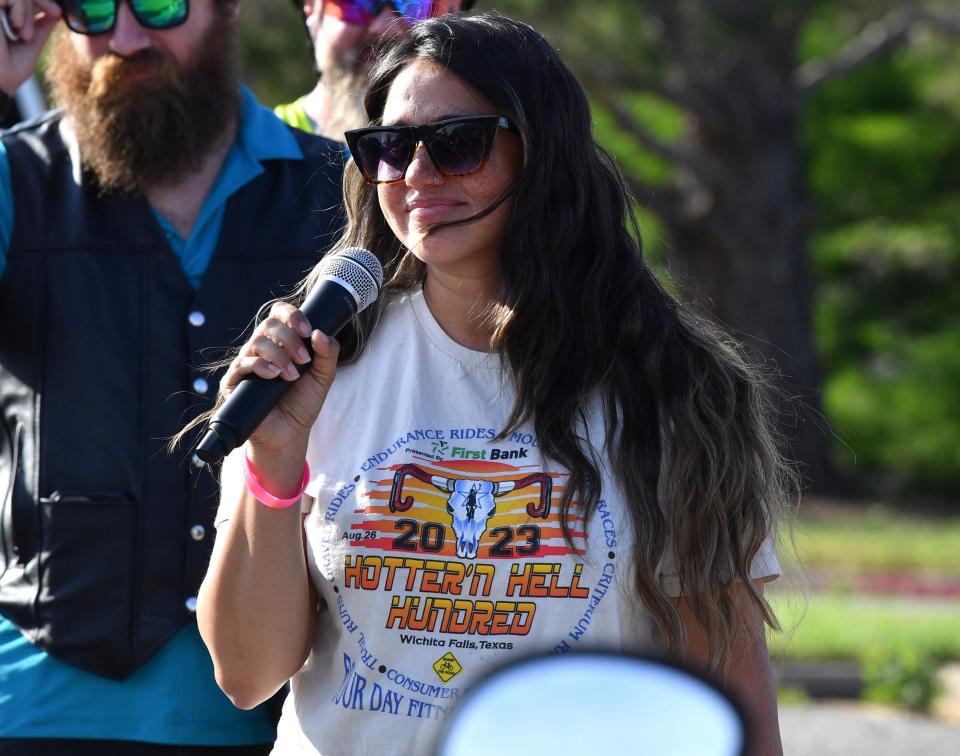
[{"x1": 377, "y1": 59, "x2": 521, "y2": 279}]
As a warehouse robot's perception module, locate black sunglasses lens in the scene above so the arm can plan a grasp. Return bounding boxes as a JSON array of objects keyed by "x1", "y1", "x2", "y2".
[
  {"x1": 428, "y1": 121, "x2": 494, "y2": 175},
  {"x1": 354, "y1": 131, "x2": 413, "y2": 183}
]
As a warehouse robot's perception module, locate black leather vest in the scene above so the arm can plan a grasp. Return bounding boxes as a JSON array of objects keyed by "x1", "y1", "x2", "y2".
[{"x1": 0, "y1": 112, "x2": 344, "y2": 679}]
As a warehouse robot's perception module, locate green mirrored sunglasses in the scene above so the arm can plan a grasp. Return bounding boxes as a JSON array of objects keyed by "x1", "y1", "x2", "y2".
[{"x1": 55, "y1": 0, "x2": 189, "y2": 35}]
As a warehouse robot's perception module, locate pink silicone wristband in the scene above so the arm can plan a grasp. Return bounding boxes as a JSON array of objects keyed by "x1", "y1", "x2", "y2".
[{"x1": 243, "y1": 451, "x2": 310, "y2": 509}]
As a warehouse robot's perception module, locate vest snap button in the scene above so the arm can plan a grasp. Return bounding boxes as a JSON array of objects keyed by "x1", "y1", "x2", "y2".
[
  {"x1": 190, "y1": 524, "x2": 206, "y2": 541},
  {"x1": 192, "y1": 377, "x2": 209, "y2": 394},
  {"x1": 188, "y1": 311, "x2": 206, "y2": 327},
  {"x1": 185, "y1": 596, "x2": 198, "y2": 612}
]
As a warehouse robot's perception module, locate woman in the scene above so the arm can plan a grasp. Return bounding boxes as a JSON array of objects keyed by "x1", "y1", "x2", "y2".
[{"x1": 198, "y1": 13, "x2": 790, "y2": 755}]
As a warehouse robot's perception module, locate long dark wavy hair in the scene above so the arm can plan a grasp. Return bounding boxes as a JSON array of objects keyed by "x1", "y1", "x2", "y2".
[
  {"x1": 191, "y1": 12, "x2": 796, "y2": 671},
  {"x1": 306, "y1": 12, "x2": 797, "y2": 671}
]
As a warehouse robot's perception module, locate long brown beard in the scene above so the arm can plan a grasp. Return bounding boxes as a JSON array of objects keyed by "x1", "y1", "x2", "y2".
[{"x1": 46, "y1": 21, "x2": 238, "y2": 194}]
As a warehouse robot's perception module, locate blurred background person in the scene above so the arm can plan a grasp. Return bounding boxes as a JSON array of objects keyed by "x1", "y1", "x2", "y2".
[
  {"x1": 275, "y1": 0, "x2": 473, "y2": 139},
  {"x1": 0, "y1": 0, "x2": 343, "y2": 752}
]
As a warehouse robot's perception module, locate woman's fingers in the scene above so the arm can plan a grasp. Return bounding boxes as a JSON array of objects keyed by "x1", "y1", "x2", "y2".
[
  {"x1": 288, "y1": 308, "x2": 313, "y2": 342},
  {"x1": 219, "y1": 355, "x2": 274, "y2": 395},
  {"x1": 217, "y1": 304, "x2": 341, "y2": 440},
  {"x1": 220, "y1": 302, "x2": 326, "y2": 393},
  {"x1": 236, "y1": 306, "x2": 313, "y2": 375},
  {"x1": 248, "y1": 333, "x2": 301, "y2": 380},
  {"x1": 304, "y1": 329, "x2": 339, "y2": 387},
  {"x1": 237, "y1": 355, "x2": 284, "y2": 381},
  {"x1": 261, "y1": 304, "x2": 315, "y2": 358},
  {"x1": 311, "y1": 328, "x2": 337, "y2": 359},
  {"x1": 261, "y1": 320, "x2": 311, "y2": 367}
]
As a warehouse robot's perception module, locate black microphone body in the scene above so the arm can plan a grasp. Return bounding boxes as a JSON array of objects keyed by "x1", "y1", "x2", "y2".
[{"x1": 194, "y1": 249, "x2": 382, "y2": 465}]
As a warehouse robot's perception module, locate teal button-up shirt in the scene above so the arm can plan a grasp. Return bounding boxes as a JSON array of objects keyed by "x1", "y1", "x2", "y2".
[{"x1": 0, "y1": 86, "x2": 302, "y2": 745}]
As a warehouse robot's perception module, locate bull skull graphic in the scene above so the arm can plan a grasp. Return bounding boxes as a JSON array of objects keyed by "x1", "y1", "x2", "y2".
[{"x1": 388, "y1": 464, "x2": 552, "y2": 559}]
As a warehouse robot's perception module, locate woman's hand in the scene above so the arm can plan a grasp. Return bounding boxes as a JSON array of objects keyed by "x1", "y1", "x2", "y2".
[
  {"x1": 219, "y1": 301, "x2": 340, "y2": 455},
  {"x1": 0, "y1": 0, "x2": 61, "y2": 96}
]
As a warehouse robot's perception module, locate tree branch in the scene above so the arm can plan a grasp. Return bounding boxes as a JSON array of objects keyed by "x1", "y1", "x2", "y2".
[
  {"x1": 625, "y1": 171, "x2": 727, "y2": 238},
  {"x1": 642, "y1": 0, "x2": 690, "y2": 63},
  {"x1": 590, "y1": 86, "x2": 730, "y2": 189},
  {"x1": 577, "y1": 57, "x2": 731, "y2": 133},
  {"x1": 796, "y1": 6, "x2": 960, "y2": 92},
  {"x1": 579, "y1": 58, "x2": 676, "y2": 105}
]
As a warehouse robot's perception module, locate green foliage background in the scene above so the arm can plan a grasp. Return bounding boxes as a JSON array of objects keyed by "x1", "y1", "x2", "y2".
[
  {"x1": 237, "y1": 0, "x2": 960, "y2": 499},
  {"x1": 238, "y1": 1, "x2": 314, "y2": 107},
  {"x1": 801, "y1": 15, "x2": 960, "y2": 495}
]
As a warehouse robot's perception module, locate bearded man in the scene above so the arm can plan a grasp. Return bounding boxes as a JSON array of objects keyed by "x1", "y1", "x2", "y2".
[
  {"x1": 275, "y1": 0, "x2": 472, "y2": 139},
  {"x1": 0, "y1": 1, "x2": 343, "y2": 753}
]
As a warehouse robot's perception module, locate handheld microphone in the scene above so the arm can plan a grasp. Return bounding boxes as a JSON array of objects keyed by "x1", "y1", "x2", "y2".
[{"x1": 194, "y1": 247, "x2": 383, "y2": 465}]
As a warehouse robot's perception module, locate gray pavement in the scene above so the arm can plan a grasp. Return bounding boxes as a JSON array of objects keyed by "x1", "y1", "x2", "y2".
[{"x1": 780, "y1": 702, "x2": 960, "y2": 755}]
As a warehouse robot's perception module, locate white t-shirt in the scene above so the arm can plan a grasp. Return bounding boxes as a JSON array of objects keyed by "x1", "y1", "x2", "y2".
[{"x1": 220, "y1": 288, "x2": 779, "y2": 755}]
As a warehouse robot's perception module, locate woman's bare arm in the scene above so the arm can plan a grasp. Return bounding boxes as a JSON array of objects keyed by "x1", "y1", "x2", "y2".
[
  {"x1": 198, "y1": 490, "x2": 318, "y2": 710},
  {"x1": 196, "y1": 301, "x2": 339, "y2": 709},
  {"x1": 674, "y1": 580, "x2": 783, "y2": 756}
]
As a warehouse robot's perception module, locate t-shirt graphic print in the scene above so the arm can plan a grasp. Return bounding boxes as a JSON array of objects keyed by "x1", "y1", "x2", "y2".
[
  {"x1": 278, "y1": 290, "x2": 633, "y2": 755},
  {"x1": 314, "y1": 434, "x2": 621, "y2": 711}
]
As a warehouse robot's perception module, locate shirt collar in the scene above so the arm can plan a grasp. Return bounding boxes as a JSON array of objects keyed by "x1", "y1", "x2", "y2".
[{"x1": 235, "y1": 85, "x2": 303, "y2": 163}]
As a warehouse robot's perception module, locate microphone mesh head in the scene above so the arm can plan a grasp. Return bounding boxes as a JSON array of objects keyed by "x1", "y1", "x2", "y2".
[{"x1": 317, "y1": 247, "x2": 384, "y2": 312}]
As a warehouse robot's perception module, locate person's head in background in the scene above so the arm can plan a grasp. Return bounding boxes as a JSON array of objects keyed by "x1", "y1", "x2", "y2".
[
  {"x1": 46, "y1": 0, "x2": 241, "y2": 193},
  {"x1": 290, "y1": 0, "x2": 473, "y2": 140}
]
